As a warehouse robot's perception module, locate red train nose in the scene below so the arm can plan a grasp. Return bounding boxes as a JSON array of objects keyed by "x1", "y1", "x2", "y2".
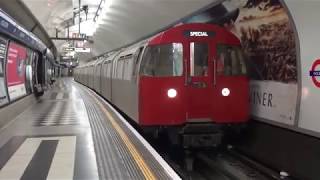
[{"x1": 167, "y1": 88, "x2": 177, "y2": 98}]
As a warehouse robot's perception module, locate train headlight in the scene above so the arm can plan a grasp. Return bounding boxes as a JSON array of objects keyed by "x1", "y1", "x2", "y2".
[
  {"x1": 222, "y1": 88, "x2": 230, "y2": 97},
  {"x1": 167, "y1": 88, "x2": 177, "y2": 98}
]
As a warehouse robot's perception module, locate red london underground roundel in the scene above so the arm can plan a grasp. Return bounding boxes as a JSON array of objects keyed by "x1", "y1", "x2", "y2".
[{"x1": 310, "y1": 59, "x2": 320, "y2": 88}]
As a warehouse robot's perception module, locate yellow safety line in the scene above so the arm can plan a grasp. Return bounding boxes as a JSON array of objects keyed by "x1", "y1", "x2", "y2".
[{"x1": 86, "y1": 90, "x2": 156, "y2": 180}]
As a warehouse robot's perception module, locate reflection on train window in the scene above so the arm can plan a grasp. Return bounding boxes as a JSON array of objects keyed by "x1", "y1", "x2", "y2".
[
  {"x1": 216, "y1": 44, "x2": 247, "y2": 76},
  {"x1": 140, "y1": 43, "x2": 183, "y2": 77},
  {"x1": 132, "y1": 47, "x2": 144, "y2": 81},
  {"x1": 190, "y1": 42, "x2": 208, "y2": 77}
]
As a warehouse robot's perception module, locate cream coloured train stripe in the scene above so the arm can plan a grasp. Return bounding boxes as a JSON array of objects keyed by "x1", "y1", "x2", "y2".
[
  {"x1": 85, "y1": 86, "x2": 181, "y2": 180},
  {"x1": 0, "y1": 136, "x2": 77, "y2": 180}
]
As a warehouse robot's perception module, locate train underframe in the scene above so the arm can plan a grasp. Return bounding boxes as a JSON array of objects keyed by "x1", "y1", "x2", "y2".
[{"x1": 142, "y1": 122, "x2": 247, "y2": 149}]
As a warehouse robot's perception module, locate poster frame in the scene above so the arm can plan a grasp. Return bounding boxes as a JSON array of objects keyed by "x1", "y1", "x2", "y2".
[{"x1": 6, "y1": 40, "x2": 28, "y2": 102}]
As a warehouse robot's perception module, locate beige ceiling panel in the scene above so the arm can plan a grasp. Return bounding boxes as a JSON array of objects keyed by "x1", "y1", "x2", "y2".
[
  {"x1": 22, "y1": 0, "x2": 218, "y2": 60},
  {"x1": 91, "y1": 0, "x2": 218, "y2": 54}
]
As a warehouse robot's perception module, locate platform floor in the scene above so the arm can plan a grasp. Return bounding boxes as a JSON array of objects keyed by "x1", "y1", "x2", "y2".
[{"x1": 0, "y1": 78, "x2": 180, "y2": 180}]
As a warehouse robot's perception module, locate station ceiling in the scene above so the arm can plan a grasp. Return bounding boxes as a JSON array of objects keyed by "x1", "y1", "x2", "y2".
[{"x1": 21, "y1": 0, "x2": 218, "y2": 62}]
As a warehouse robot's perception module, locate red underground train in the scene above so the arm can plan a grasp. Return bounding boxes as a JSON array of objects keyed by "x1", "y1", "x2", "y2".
[{"x1": 75, "y1": 23, "x2": 249, "y2": 148}]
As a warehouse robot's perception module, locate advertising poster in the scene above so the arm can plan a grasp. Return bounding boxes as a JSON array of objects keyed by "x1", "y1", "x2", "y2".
[
  {"x1": 6, "y1": 42, "x2": 27, "y2": 100},
  {"x1": 185, "y1": 0, "x2": 298, "y2": 125},
  {"x1": 0, "y1": 37, "x2": 8, "y2": 106}
]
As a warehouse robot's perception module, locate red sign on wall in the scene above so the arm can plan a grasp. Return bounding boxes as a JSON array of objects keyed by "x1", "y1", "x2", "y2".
[{"x1": 6, "y1": 42, "x2": 27, "y2": 100}]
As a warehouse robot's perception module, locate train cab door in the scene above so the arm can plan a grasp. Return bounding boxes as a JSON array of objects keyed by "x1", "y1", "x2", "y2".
[
  {"x1": 186, "y1": 40, "x2": 249, "y2": 123},
  {"x1": 186, "y1": 40, "x2": 214, "y2": 122},
  {"x1": 212, "y1": 44, "x2": 249, "y2": 123}
]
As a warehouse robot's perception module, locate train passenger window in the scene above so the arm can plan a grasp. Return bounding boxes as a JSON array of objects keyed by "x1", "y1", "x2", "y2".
[
  {"x1": 106, "y1": 62, "x2": 112, "y2": 78},
  {"x1": 101, "y1": 63, "x2": 106, "y2": 78},
  {"x1": 116, "y1": 59, "x2": 124, "y2": 79},
  {"x1": 140, "y1": 43, "x2": 183, "y2": 77},
  {"x1": 132, "y1": 47, "x2": 144, "y2": 81},
  {"x1": 122, "y1": 60, "x2": 127, "y2": 79},
  {"x1": 216, "y1": 44, "x2": 247, "y2": 76},
  {"x1": 103, "y1": 60, "x2": 110, "y2": 78},
  {"x1": 190, "y1": 42, "x2": 208, "y2": 77},
  {"x1": 123, "y1": 55, "x2": 134, "y2": 80}
]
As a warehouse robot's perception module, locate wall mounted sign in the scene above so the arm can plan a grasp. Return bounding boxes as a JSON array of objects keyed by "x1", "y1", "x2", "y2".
[{"x1": 309, "y1": 59, "x2": 320, "y2": 88}]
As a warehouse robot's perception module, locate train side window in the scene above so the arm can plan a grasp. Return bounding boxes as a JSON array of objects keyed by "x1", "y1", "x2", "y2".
[
  {"x1": 140, "y1": 43, "x2": 183, "y2": 77},
  {"x1": 109, "y1": 62, "x2": 113, "y2": 78},
  {"x1": 140, "y1": 47, "x2": 154, "y2": 76},
  {"x1": 132, "y1": 47, "x2": 144, "y2": 81},
  {"x1": 216, "y1": 44, "x2": 247, "y2": 76},
  {"x1": 190, "y1": 42, "x2": 208, "y2": 77},
  {"x1": 122, "y1": 55, "x2": 134, "y2": 80},
  {"x1": 116, "y1": 58, "x2": 124, "y2": 79},
  {"x1": 123, "y1": 58, "x2": 128, "y2": 79},
  {"x1": 106, "y1": 61, "x2": 111, "y2": 78},
  {"x1": 102, "y1": 62, "x2": 106, "y2": 78},
  {"x1": 112, "y1": 60, "x2": 117, "y2": 78},
  {"x1": 127, "y1": 57, "x2": 134, "y2": 80}
]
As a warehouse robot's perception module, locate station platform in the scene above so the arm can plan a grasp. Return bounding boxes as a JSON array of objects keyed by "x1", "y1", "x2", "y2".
[{"x1": 0, "y1": 78, "x2": 180, "y2": 180}]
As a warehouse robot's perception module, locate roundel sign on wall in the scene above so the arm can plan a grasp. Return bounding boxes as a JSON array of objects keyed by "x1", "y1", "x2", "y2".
[{"x1": 310, "y1": 59, "x2": 320, "y2": 88}]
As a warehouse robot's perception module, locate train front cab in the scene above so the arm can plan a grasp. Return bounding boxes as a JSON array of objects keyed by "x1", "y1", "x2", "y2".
[{"x1": 139, "y1": 24, "x2": 249, "y2": 147}]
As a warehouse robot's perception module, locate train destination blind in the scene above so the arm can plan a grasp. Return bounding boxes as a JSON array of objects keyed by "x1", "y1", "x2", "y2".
[{"x1": 184, "y1": 30, "x2": 215, "y2": 37}]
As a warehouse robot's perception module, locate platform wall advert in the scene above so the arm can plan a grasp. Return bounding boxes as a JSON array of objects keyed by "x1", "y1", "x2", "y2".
[
  {"x1": 185, "y1": 0, "x2": 298, "y2": 126},
  {"x1": 6, "y1": 42, "x2": 27, "y2": 101}
]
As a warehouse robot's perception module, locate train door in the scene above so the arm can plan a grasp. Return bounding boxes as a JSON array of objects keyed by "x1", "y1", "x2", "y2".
[
  {"x1": 34, "y1": 52, "x2": 45, "y2": 96},
  {"x1": 212, "y1": 44, "x2": 249, "y2": 122},
  {"x1": 186, "y1": 39, "x2": 249, "y2": 123},
  {"x1": 186, "y1": 40, "x2": 213, "y2": 122},
  {"x1": 32, "y1": 52, "x2": 38, "y2": 87},
  {"x1": 25, "y1": 49, "x2": 34, "y2": 93}
]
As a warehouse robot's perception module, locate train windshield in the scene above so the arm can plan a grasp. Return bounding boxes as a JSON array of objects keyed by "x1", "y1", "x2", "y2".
[
  {"x1": 216, "y1": 44, "x2": 247, "y2": 76},
  {"x1": 140, "y1": 43, "x2": 183, "y2": 77}
]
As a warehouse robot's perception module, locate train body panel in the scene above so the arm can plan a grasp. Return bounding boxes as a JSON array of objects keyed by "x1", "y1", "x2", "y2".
[
  {"x1": 85, "y1": 67, "x2": 90, "y2": 85},
  {"x1": 139, "y1": 76, "x2": 186, "y2": 125},
  {"x1": 93, "y1": 60, "x2": 103, "y2": 93},
  {"x1": 110, "y1": 43, "x2": 147, "y2": 122},
  {"x1": 112, "y1": 79, "x2": 139, "y2": 121},
  {"x1": 100, "y1": 62, "x2": 112, "y2": 100},
  {"x1": 93, "y1": 63, "x2": 99, "y2": 92},
  {"x1": 89, "y1": 65, "x2": 95, "y2": 89},
  {"x1": 139, "y1": 23, "x2": 249, "y2": 126},
  {"x1": 75, "y1": 23, "x2": 250, "y2": 147}
]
